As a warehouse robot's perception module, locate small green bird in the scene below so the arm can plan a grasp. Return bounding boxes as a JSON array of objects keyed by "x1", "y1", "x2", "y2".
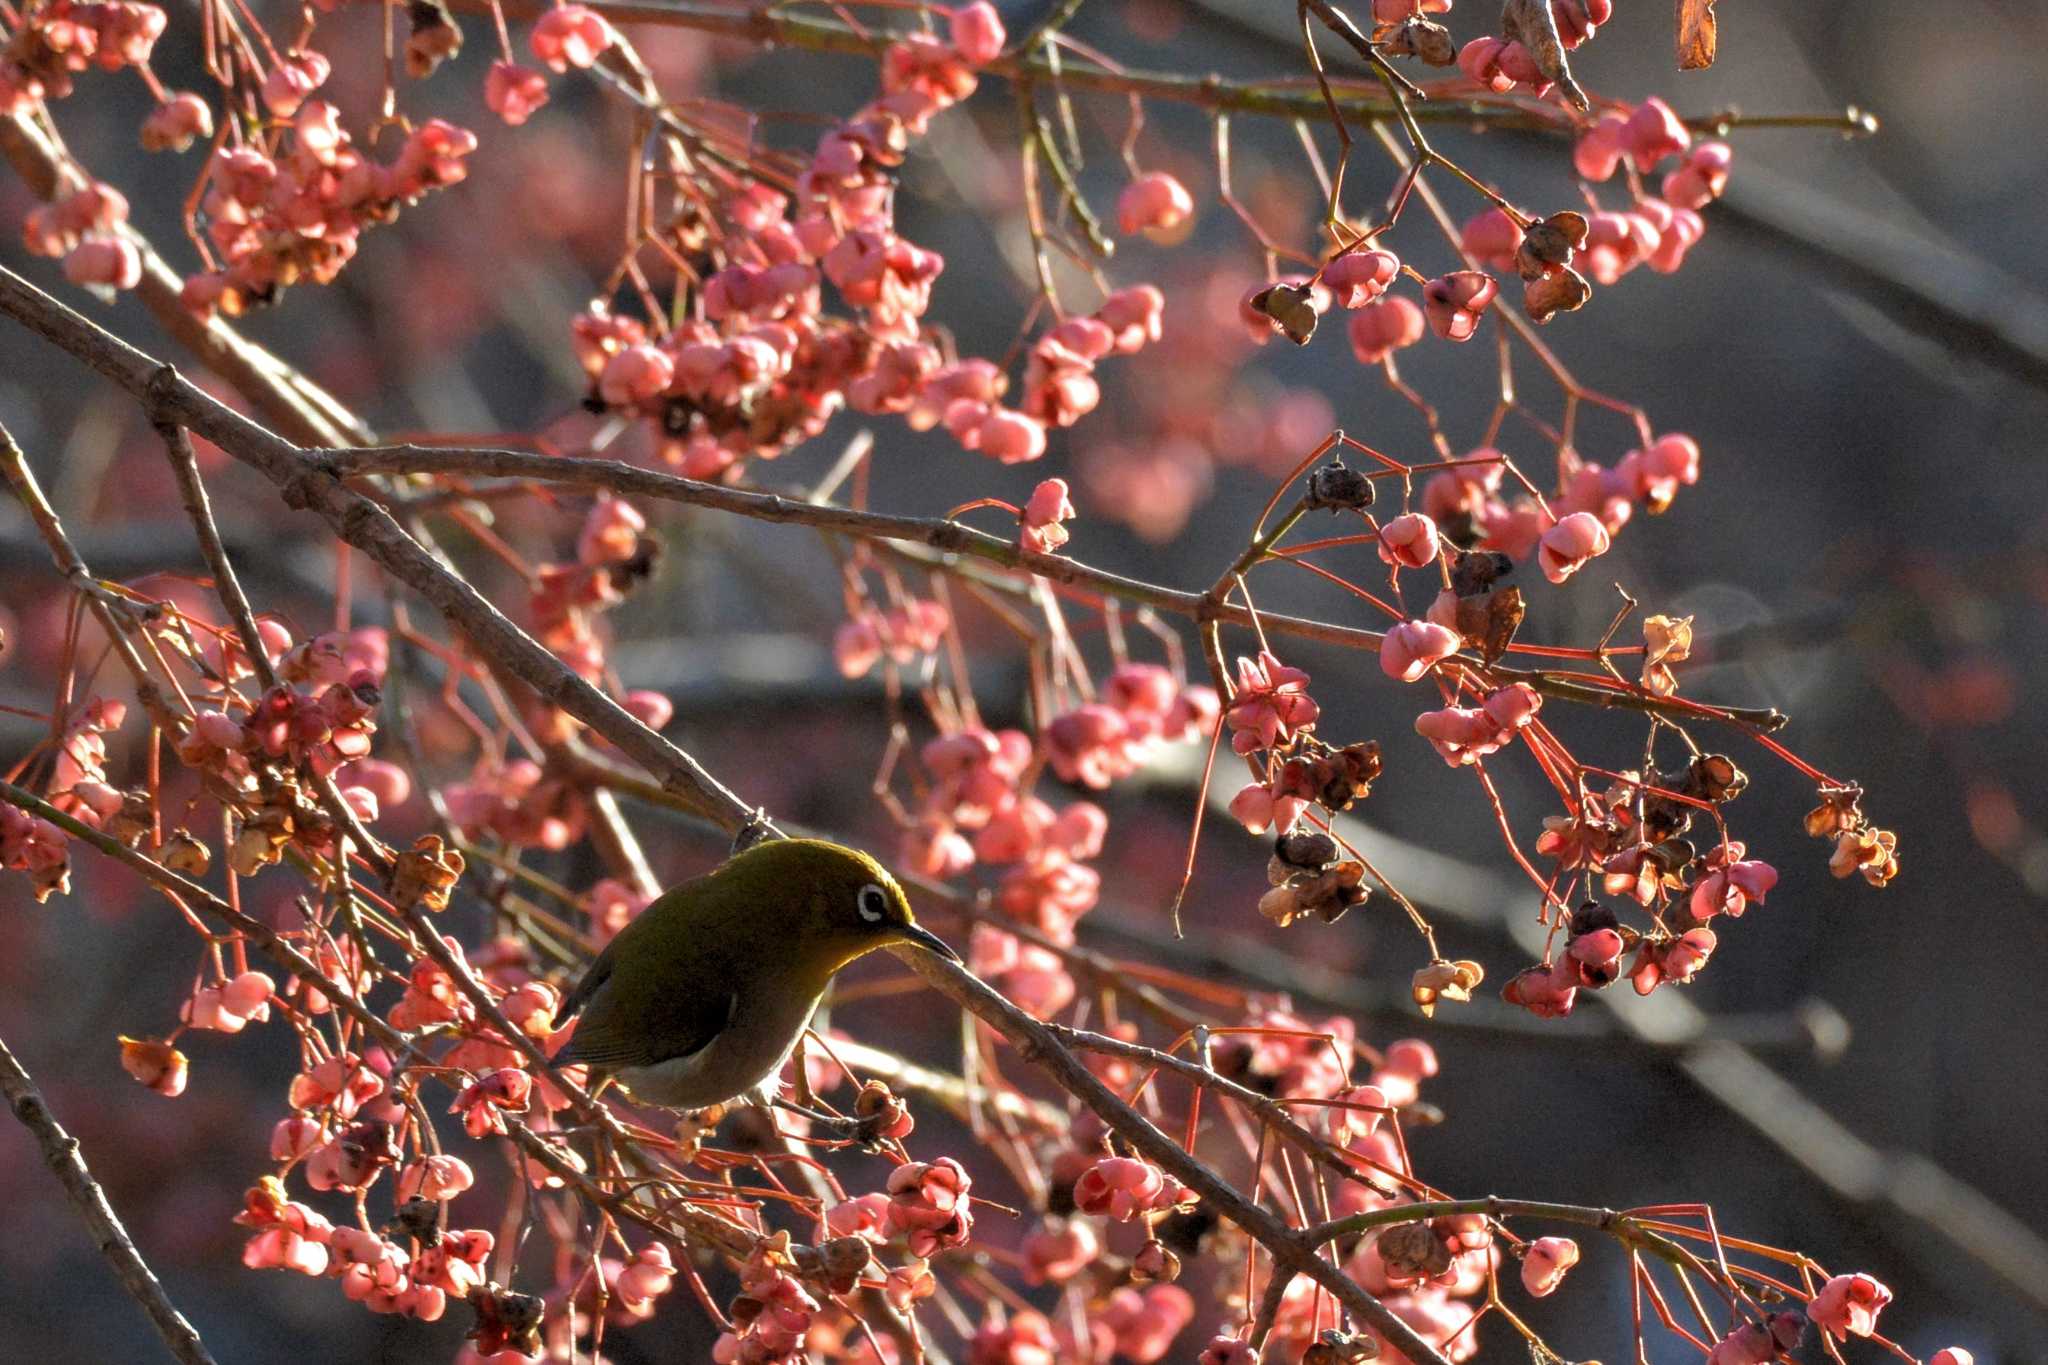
[{"x1": 554, "y1": 838, "x2": 959, "y2": 1111}]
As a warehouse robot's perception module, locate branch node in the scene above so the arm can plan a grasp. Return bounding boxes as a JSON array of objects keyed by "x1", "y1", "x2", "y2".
[{"x1": 143, "y1": 362, "x2": 182, "y2": 421}]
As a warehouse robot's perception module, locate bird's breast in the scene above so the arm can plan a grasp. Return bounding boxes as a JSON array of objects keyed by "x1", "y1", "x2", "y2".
[{"x1": 619, "y1": 989, "x2": 822, "y2": 1110}]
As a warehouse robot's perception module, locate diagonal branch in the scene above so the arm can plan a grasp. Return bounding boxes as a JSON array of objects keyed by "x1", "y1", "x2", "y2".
[
  {"x1": 0, "y1": 1030, "x2": 219, "y2": 1365},
  {"x1": 0, "y1": 262, "x2": 760, "y2": 838},
  {"x1": 0, "y1": 261, "x2": 1457, "y2": 1365},
  {"x1": 319, "y1": 442, "x2": 1787, "y2": 734},
  {"x1": 0, "y1": 776, "x2": 770, "y2": 1263},
  {"x1": 0, "y1": 111, "x2": 369, "y2": 449},
  {"x1": 322, "y1": 441, "x2": 1389, "y2": 654},
  {"x1": 894, "y1": 946, "x2": 1454, "y2": 1365}
]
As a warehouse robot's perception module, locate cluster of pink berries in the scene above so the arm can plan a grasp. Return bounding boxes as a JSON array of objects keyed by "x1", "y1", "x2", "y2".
[
  {"x1": 528, "y1": 495, "x2": 670, "y2": 706},
  {"x1": 713, "y1": 1234, "x2": 823, "y2": 1364},
  {"x1": 478, "y1": 2, "x2": 622, "y2": 127},
  {"x1": 852, "y1": 638, "x2": 1210, "y2": 1020},
  {"x1": 719, "y1": 1167, "x2": 964, "y2": 1361},
  {"x1": 1043, "y1": 662, "x2": 1221, "y2": 791},
  {"x1": 967, "y1": 1287, "x2": 1194, "y2": 1365},
  {"x1": 1455, "y1": 0, "x2": 1612, "y2": 98},
  {"x1": 1275, "y1": 93, "x2": 1730, "y2": 358},
  {"x1": 3, "y1": 696, "x2": 139, "y2": 900},
  {"x1": 218, "y1": 931, "x2": 666, "y2": 1345},
  {"x1": 1500, "y1": 754, "x2": 1781, "y2": 1015},
  {"x1": 1072, "y1": 1155, "x2": 1195, "y2": 1221},
  {"x1": 1702, "y1": 1271, "x2": 1968, "y2": 1365},
  {"x1": 444, "y1": 758, "x2": 589, "y2": 853},
  {"x1": 1200, "y1": 1018, "x2": 1514, "y2": 1363},
  {"x1": 21, "y1": 179, "x2": 142, "y2": 292},
  {"x1": 0, "y1": 798, "x2": 70, "y2": 901},
  {"x1": 0, "y1": 0, "x2": 165, "y2": 111},
  {"x1": 833, "y1": 594, "x2": 953, "y2": 680},
  {"x1": 180, "y1": 85, "x2": 477, "y2": 317},
  {"x1": 564, "y1": 2, "x2": 1180, "y2": 485},
  {"x1": 0, "y1": 616, "x2": 402, "y2": 908},
  {"x1": 903, "y1": 725, "x2": 1103, "y2": 1018},
  {"x1": 1412, "y1": 680, "x2": 1543, "y2": 766},
  {"x1": 1412, "y1": 435, "x2": 1697, "y2": 586}
]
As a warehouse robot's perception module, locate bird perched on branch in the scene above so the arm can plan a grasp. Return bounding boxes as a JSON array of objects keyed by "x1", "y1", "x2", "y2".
[{"x1": 553, "y1": 837, "x2": 959, "y2": 1114}]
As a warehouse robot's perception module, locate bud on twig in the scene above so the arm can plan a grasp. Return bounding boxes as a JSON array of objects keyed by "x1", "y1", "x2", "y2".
[{"x1": 1305, "y1": 460, "x2": 1374, "y2": 511}]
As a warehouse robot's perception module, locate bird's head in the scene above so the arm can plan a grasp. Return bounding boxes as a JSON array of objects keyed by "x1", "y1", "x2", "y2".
[{"x1": 727, "y1": 837, "x2": 960, "y2": 974}]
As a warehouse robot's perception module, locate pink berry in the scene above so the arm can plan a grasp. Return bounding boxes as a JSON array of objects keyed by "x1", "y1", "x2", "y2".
[
  {"x1": 1461, "y1": 207, "x2": 1522, "y2": 271},
  {"x1": 1808, "y1": 1272, "x2": 1891, "y2": 1341},
  {"x1": 1520, "y1": 1236, "x2": 1580, "y2": 1296},
  {"x1": 530, "y1": 5, "x2": 614, "y2": 73},
  {"x1": 1347, "y1": 294, "x2": 1425, "y2": 363},
  {"x1": 485, "y1": 61, "x2": 550, "y2": 126},
  {"x1": 1574, "y1": 113, "x2": 1629, "y2": 181},
  {"x1": 973, "y1": 407, "x2": 1047, "y2": 463},
  {"x1": 63, "y1": 235, "x2": 141, "y2": 290},
  {"x1": 1662, "y1": 140, "x2": 1733, "y2": 210},
  {"x1": 1323, "y1": 247, "x2": 1400, "y2": 308},
  {"x1": 140, "y1": 92, "x2": 213, "y2": 152},
  {"x1": 1421, "y1": 270, "x2": 1498, "y2": 342},
  {"x1": 948, "y1": 1, "x2": 1006, "y2": 66},
  {"x1": 1376, "y1": 512, "x2": 1440, "y2": 569},
  {"x1": 1381, "y1": 620, "x2": 1462, "y2": 682},
  {"x1": 1536, "y1": 511, "x2": 1611, "y2": 584},
  {"x1": 1621, "y1": 97, "x2": 1690, "y2": 170},
  {"x1": 1117, "y1": 171, "x2": 1194, "y2": 237}
]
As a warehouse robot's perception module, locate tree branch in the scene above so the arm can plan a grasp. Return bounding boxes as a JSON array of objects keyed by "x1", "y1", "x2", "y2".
[
  {"x1": 0, "y1": 111, "x2": 370, "y2": 448},
  {"x1": 0, "y1": 1030, "x2": 219, "y2": 1365},
  {"x1": 893, "y1": 948, "x2": 1454, "y2": 1365},
  {"x1": 325, "y1": 440, "x2": 1389, "y2": 654},
  {"x1": 0, "y1": 263, "x2": 761, "y2": 838},
  {"x1": 0, "y1": 261, "x2": 1456, "y2": 1365},
  {"x1": 322, "y1": 441, "x2": 1789, "y2": 737}
]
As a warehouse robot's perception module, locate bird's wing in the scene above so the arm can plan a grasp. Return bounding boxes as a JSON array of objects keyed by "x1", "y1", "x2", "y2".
[
  {"x1": 557, "y1": 940, "x2": 616, "y2": 1024},
  {"x1": 555, "y1": 878, "x2": 741, "y2": 1070},
  {"x1": 556, "y1": 983, "x2": 735, "y2": 1071}
]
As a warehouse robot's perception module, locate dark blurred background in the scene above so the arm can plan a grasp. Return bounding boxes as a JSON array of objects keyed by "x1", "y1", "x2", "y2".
[{"x1": 2, "y1": 0, "x2": 2045, "y2": 1361}]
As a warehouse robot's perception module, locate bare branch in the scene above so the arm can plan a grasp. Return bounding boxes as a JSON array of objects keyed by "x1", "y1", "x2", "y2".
[
  {"x1": 0, "y1": 112, "x2": 369, "y2": 448},
  {"x1": 0, "y1": 263, "x2": 761, "y2": 838},
  {"x1": 894, "y1": 948, "x2": 1455, "y2": 1365},
  {"x1": 0, "y1": 262, "x2": 1459, "y2": 1365},
  {"x1": 0, "y1": 1031, "x2": 219, "y2": 1365}
]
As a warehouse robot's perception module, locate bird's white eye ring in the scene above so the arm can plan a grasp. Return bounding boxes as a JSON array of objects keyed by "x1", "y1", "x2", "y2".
[{"x1": 857, "y1": 883, "x2": 888, "y2": 923}]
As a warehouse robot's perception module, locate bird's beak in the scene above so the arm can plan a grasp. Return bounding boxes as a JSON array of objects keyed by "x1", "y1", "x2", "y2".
[{"x1": 895, "y1": 921, "x2": 962, "y2": 963}]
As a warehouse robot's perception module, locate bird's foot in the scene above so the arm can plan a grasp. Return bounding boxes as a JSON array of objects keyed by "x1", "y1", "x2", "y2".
[
  {"x1": 730, "y1": 808, "x2": 779, "y2": 855},
  {"x1": 772, "y1": 1097, "x2": 887, "y2": 1149}
]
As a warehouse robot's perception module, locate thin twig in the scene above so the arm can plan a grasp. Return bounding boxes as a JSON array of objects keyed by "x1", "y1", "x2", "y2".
[
  {"x1": 892, "y1": 948, "x2": 1455, "y2": 1365},
  {"x1": 311, "y1": 442, "x2": 1784, "y2": 738},
  {"x1": 0, "y1": 1030, "x2": 219, "y2": 1365},
  {"x1": 0, "y1": 262, "x2": 1462, "y2": 1363},
  {"x1": 158, "y1": 417, "x2": 394, "y2": 872}
]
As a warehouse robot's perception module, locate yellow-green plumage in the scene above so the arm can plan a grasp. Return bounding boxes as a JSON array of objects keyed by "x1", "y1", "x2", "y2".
[{"x1": 555, "y1": 838, "x2": 956, "y2": 1109}]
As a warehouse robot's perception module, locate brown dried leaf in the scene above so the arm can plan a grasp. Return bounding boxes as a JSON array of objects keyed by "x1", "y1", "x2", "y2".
[
  {"x1": 1376, "y1": 17, "x2": 1457, "y2": 66},
  {"x1": 1516, "y1": 211, "x2": 1589, "y2": 279},
  {"x1": 1523, "y1": 267, "x2": 1591, "y2": 324},
  {"x1": 1252, "y1": 283, "x2": 1321, "y2": 345},
  {"x1": 1449, "y1": 549, "x2": 1513, "y2": 596},
  {"x1": 1454, "y1": 585, "x2": 1525, "y2": 663},
  {"x1": 1677, "y1": 0, "x2": 1717, "y2": 69},
  {"x1": 1501, "y1": 0, "x2": 1588, "y2": 109}
]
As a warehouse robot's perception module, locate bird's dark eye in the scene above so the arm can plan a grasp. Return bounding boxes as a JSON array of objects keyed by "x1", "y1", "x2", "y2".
[{"x1": 857, "y1": 883, "x2": 889, "y2": 924}]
